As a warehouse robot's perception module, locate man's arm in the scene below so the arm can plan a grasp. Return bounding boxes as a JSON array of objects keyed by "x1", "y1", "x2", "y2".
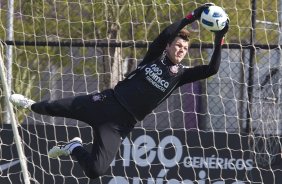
[
  {"x1": 139, "y1": 3, "x2": 215, "y2": 66},
  {"x1": 141, "y1": 18, "x2": 190, "y2": 63},
  {"x1": 204, "y1": 23, "x2": 229, "y2": 76},
  {"x1": 177, "y1": 21, "x2": 229, "y2": 86}
]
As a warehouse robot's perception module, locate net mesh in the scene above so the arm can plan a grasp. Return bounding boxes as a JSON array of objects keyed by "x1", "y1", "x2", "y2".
[{"x1": 0, "y1": 0, "x2": 281, "y2": 183}]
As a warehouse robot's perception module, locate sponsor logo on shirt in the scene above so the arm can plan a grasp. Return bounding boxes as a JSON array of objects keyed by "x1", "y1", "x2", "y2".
[{"x1": 144, "y1": 64, "x2": 169, "y2": 92}]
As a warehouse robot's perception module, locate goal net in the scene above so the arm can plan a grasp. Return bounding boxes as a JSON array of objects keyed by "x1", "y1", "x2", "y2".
[{"x1": 0, "y1": 1, "x2": 282, "y2": 183}]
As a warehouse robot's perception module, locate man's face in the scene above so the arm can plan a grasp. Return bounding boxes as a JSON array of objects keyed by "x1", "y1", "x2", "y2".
[{"x1": 165, "y1": 37, "x2": 189, "y2": 64}]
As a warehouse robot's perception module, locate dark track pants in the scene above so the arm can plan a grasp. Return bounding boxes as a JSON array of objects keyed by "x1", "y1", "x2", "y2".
[{"x1": 31, "y1": 89, "x2": 136, "y2": 179}]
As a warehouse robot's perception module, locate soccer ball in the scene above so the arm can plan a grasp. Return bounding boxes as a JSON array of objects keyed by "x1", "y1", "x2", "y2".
[{"x1": 200, "y1": 5, "x2": 228, "y2": 32}]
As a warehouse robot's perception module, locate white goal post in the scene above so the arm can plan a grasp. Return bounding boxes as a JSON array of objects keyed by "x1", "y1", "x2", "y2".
[
  {"x1": 1, "y1": 1, "x2": 282, "y2": 184},
  {"x1": 0, "y1": 43, "x2": 30, "y2": 183}
]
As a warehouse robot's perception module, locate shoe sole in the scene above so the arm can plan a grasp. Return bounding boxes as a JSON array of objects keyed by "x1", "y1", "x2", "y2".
[
  {"x1": 48, "y1": 146, "x2": 69, "y2": 158},
  {"x1": 9, "y1": 94, "x2": 35, "y2": 109},
  {"x1": 48, "y1": 140, "x2": 82, "y2": 158}
]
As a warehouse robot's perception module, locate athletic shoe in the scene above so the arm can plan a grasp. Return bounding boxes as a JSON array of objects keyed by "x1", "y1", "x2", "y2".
[
  {"x1": 9, "y1": 94, "x2": 35, "y2": 109},
  {"x1": 48, "y1": 137, "x2": 82, "y2": 158}
]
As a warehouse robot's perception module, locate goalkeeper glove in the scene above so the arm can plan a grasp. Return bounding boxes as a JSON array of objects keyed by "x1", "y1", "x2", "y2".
[
  {"x1": 214, "y1": 18, "x2": 230, "y2": 45},
  {"x1": 186, "y1": 3, "x2": 215, "y2": 22}
]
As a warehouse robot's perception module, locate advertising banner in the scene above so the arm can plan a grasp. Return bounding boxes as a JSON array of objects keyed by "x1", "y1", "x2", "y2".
[{"x1": 0, "y1": 124, "x2": 281, "y2": 184}]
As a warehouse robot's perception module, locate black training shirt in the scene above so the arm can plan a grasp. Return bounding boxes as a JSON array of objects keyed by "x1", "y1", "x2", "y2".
[{"x1": 114, "y1": 18, "x2": 222, "y2": 121}]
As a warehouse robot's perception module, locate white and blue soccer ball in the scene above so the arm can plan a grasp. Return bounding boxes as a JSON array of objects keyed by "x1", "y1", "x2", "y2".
[{"x1": 200, "y1": 5, "x2": 228, "y2": 32}]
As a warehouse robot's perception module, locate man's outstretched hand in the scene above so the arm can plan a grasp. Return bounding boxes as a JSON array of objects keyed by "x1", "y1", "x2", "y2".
[{"x1": 214, "y1": 18, "x2": 230, "y2": 44}]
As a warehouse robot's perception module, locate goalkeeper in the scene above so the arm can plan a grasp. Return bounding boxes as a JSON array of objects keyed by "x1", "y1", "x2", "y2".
[{"x1": 10, "y1": 3, "x2": 229, "y2": 179}]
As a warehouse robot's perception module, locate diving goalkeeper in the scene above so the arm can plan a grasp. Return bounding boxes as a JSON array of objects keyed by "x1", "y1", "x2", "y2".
[{"x1": 10, "y1": 3, "x2": 229, "y2": 179}]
